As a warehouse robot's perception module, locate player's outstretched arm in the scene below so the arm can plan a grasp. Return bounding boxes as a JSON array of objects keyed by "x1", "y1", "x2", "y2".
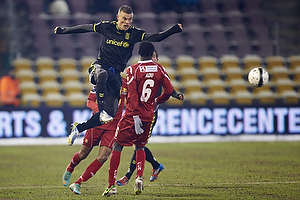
[
  {"x1": 144, "y1": 23, "x2": 182, "y2": 42},
  {"x1": 54, "y1": 24, "x2": 94, "y2": 34}
]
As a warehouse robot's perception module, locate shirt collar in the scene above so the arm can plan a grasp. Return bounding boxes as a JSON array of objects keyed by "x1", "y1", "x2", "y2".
[{"x1": 138, "y1": 60, "x2": 152, "y2": 63}]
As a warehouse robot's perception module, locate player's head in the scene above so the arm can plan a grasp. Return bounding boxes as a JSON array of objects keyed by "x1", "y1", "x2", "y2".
[
  {"x1": 152, "y1": 49, "x2": 158, "y2": 62},
  {"x1": 138, "y1": 42, "x2": 154, "y2": 60},
  {"x1": 117, "y1": 5, "x2": 133, "y2": 31}
]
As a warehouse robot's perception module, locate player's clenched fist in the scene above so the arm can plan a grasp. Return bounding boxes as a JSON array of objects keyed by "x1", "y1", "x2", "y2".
[{"x1": 54, "y1": 26, "x2": 65, "y2": 34}]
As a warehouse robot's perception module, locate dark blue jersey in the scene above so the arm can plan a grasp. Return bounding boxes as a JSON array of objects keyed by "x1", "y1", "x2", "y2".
[{"x1": 93, "y1": 21, "x2": 146, "y2": 72}]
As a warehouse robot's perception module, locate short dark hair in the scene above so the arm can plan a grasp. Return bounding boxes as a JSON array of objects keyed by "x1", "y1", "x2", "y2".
[
  {"x1": 118, "y1": 5, "x2": 133, "y2": 14},
  {"x1": 138, "y1": 42, "x2": 154, "y2": 58}
]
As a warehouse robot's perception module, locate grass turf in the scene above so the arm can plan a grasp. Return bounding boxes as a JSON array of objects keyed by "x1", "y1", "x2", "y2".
[{"x1": 0, "y1": 141, "x2": 299, "y2": 199}]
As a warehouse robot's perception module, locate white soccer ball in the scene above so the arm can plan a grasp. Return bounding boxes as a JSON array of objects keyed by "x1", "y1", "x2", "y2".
[{"x1": 248, "y1": 67, "x2": 269, "y2": 87}]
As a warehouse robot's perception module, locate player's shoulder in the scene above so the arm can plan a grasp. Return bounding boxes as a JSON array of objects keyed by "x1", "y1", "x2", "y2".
[
  {"x1": 127, "y1": 62, "x2": 143, "y2": 76},
  {"x1": 156, "y1": 63, "x2": 167, "y2": 72},
  {"x1": 156, "y1": 64, "x2": 170, "y2": 78},
  {"x1": 129, "y1": 62, "x2": 141, "y2": 69},
  {"x1": 95, "y1": 20, "x2": 114, "y2": 26},
  {"x1": 155, "y1": 62, "x2": 164, "y2": 68},
  {"x1": 129, "y1": 25, "x2": 145, "y2": 32}
]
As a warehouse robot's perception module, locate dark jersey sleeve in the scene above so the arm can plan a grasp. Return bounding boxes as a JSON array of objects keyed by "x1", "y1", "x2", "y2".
[
  {"x1": 144, "y1": 24, "x2": 182, "y2": 42},
  {"x1": 93, "y1": 21, "x2": 105, "y2": 33},
  {"x1": 56, "y1": 24, "x2": 94, "y2": 34}
]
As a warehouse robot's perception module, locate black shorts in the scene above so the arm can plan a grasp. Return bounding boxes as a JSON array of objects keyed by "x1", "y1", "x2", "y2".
[{"x1": 89, "y1": 61, "x2": 122, "y2": 99}]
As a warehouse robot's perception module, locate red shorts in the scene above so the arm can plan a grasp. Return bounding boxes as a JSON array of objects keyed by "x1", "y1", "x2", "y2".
[
  {"x1": 115, "y1": 116, "x2": 152, "y2": 147},
  {"x1": 82, "y1": 126, "x2": 115, "y2": 148}
]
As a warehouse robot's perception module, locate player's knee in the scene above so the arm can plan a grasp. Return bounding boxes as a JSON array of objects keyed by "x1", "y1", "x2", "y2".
[
  {"x1": 97, "y1": 154, "x2": 109, "y2": 163},
  {"x1": 113, "y1": 141, "x2": 123, "y2": 152},
  {"x1": 94, "y1": 67, "x2": 108, "y2": 82},
  {"x1": 136, "y1": 146, "x2": 144, "y2": 151},
  {"x1": 78, "y1": 151, "x2": 89, "y2": 160}
]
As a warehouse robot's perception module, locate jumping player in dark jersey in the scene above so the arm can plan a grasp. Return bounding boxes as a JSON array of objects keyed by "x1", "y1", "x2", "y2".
[{"x1": 54, "y1": 5, "x2": 183, "y2": 145}]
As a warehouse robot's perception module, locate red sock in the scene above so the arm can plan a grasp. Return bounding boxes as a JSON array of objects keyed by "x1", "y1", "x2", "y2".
[
  {"x1": 67, "y1": 152, "x2": 81, "y2": 173},
  {"x1": 108, "y1": 151, "x2": 121, "y2": 188},
  {"x1": 75, "y1": 159, "x2": 103, "y2": 185},
  {"x1": 136, "y1": 149, "x2": 145, "y2": 178}
]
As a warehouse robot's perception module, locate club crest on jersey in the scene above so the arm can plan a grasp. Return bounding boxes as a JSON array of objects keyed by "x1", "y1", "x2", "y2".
[
  {"x1": 140, "y1": 66, "x2": 146, "y2": 72},
  {"x1": 125, "y1": 33, "x2": 130, "y2": 40},
  {"x1": 140, "y1": 65, "x2": 157, "y2": 73}
]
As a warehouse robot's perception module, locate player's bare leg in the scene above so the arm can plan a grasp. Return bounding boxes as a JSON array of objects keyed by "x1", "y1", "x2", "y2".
[
  {"x1": 70, "y1": 146, "x2": 112, "y2": 194},
  {"x1": 62, "y1": 145, "x2": 92, "y2": 186}
]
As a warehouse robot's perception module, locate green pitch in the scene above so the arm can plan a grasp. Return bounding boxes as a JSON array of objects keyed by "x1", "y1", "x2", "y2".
[{"x1": 0, "y1": 141, "x2": 299, "y2": 199}]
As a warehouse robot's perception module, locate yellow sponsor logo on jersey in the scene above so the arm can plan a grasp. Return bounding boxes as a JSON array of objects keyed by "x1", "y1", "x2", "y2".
[
  {"x1": 123, "y1": 42, "x2": 129, "y2": 47},
  {"x1": 120, "y1": 87, "x2": 127, "y2": 95},
  {"x1": 106, "y1": 39, "x2": 129, "y2": 48}
]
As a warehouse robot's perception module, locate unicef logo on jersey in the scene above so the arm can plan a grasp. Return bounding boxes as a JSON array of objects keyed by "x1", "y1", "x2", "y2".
[{"x1": 106, "y1": 39, "x2": 130, "y2": 48}]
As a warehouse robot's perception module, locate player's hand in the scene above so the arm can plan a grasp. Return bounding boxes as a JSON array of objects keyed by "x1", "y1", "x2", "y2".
[
  {"x1": 133, "y1": 116, "x2": 144, "y2": 135},
  {"x1": 178, "y1": 92, "x2": 184, "y2": 101},
  {"x1": 172, "y1": 92, "x2": 184, "y2": 101},
  {"x1": 177, "y1": 23, "x2": 183, "y2": 30},
  {"x1": 54, "y1": 26, "x2": 65, "y2": 34}
]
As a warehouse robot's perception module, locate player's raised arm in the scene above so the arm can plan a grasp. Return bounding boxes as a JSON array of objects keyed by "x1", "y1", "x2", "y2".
[
  {"x1": 144, "y1": 23, "x2": 182, "y2": 42},
  {"x1": 54, "y1": 24, "x2": 94, "y2": 34}
]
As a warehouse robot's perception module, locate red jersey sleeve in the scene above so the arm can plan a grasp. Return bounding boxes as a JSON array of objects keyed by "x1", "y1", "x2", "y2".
[
  {"x1": 126, "y1": 66, "x2": 140, "y2": 116},
  {"x1": 156, "y1": 67, "x2": 174, "y2": 104},
  {"x1": 87, "y1": 91, "x2": 98, "y2": 114}
]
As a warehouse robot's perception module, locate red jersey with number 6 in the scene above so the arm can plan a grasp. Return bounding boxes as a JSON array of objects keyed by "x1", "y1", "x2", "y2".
[{"x1": 125, "y1": 60, "x2": 173, "y2": 122}]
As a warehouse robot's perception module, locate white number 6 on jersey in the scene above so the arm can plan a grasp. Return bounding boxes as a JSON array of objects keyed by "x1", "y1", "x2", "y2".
[{"x1": 140, "y1": 79, "x2": 154, "y2": 102}]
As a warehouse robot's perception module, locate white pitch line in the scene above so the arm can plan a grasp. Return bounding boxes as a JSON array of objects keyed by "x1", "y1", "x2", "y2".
[
  {"x1": 146, "y1": 181, "x2": 300, "y2": 187},
  {"x1": 199, "y1": 181, "x2": 300, "y2": 186},
  {"x1": 1, "y1": 135, "x2": 300, "y2": 146},
  {"x1": 1, "y1": 181, "x2": 299, "y2": 190}
]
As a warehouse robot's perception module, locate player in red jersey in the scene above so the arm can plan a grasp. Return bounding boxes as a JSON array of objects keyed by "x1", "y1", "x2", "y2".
[
  {"x1": 116, "y1": 49, "x2": 184, "y2": 186},
  {"x1": 102, "y1": 41, "x2": 174, "y2": 196},
  {"x1": 62, "y1": 78, "x2": 127, "y2": 195},
  {"x1": 54, "y1": 5, "x2": 182, "y2": 144}
]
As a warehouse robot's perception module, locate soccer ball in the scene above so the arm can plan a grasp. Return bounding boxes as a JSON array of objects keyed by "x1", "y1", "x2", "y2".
[{"x1": 248, "y1": 67, "x2": 269, "y2": 87}]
